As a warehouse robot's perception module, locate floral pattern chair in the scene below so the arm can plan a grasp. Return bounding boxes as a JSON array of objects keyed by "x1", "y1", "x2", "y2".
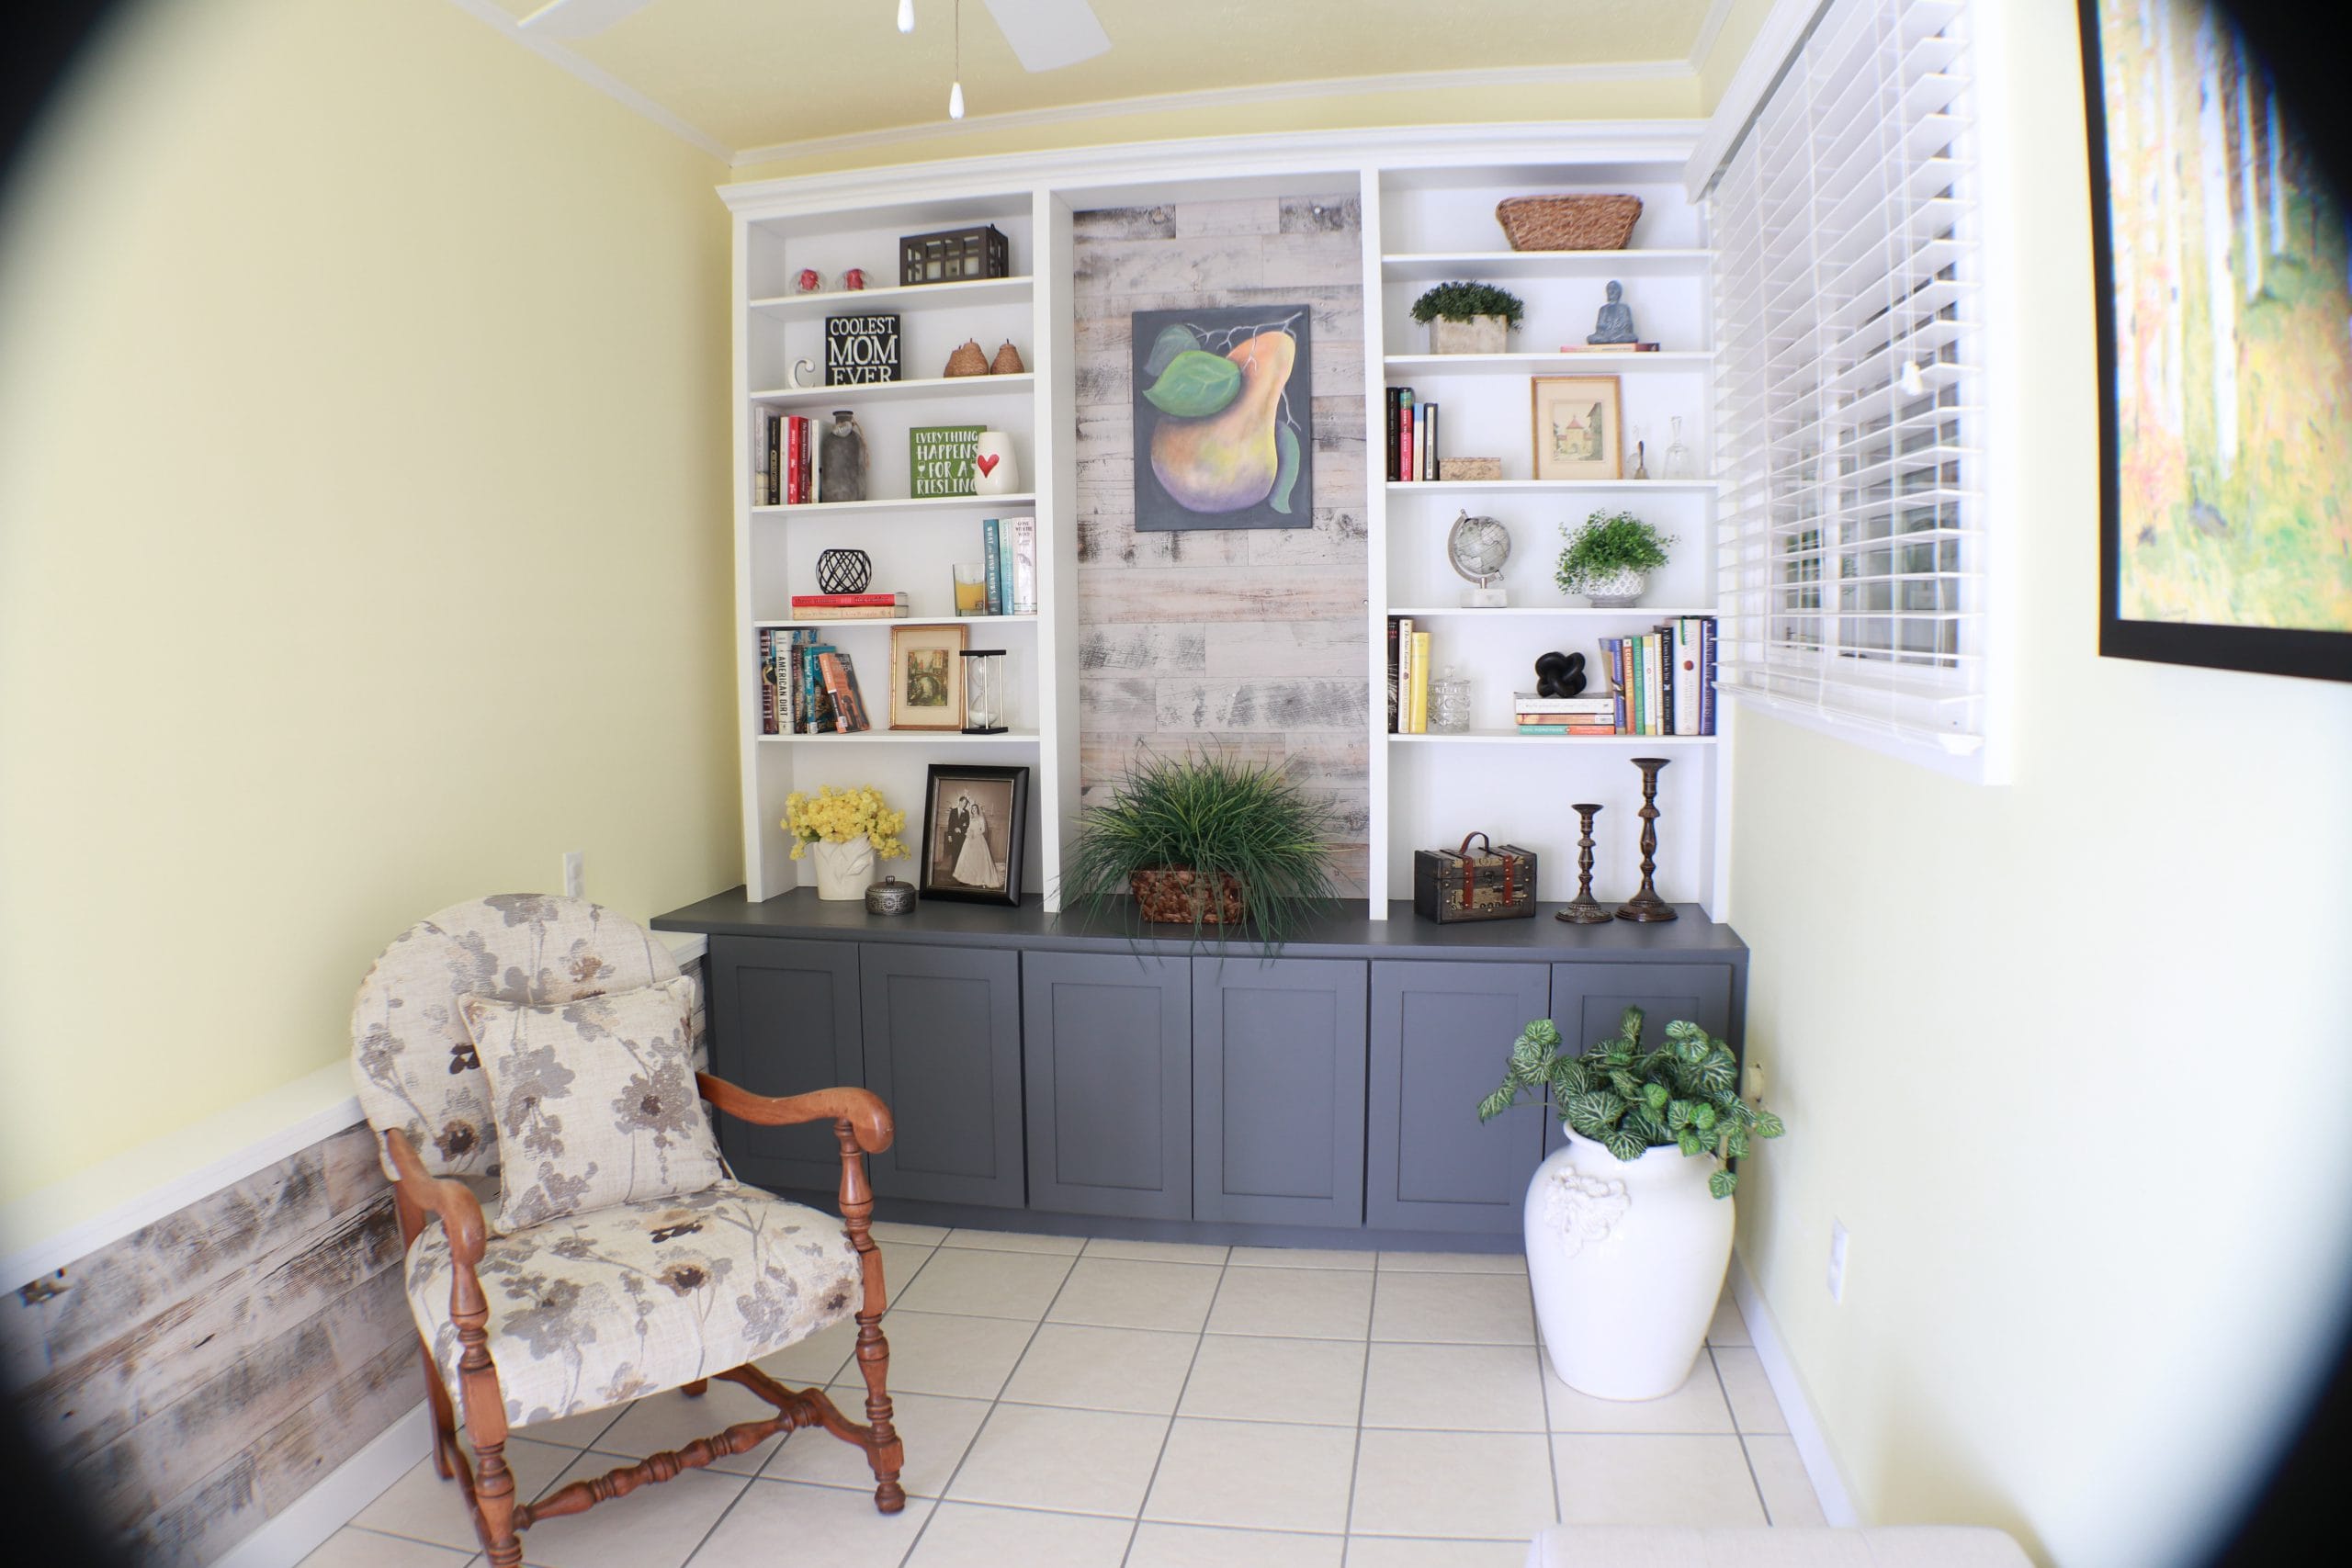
[{"x1": 350, "y1": 895, "x2": 902, "y2": 1567}]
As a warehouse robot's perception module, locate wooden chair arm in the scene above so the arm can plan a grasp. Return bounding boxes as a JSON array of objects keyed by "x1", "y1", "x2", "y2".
[
  {"x1": 697, "y1": 1076, "x2": 895, "y2": 1155},
  {"x1": 383, "y1": 1128, "x2": 490, "y2": 1270}
]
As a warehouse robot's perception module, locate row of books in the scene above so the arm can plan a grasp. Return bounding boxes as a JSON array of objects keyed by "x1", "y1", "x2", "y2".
[
  {"x1": 1598, "y1": 617, "x2": 1718, "y2": 737},
  {"x1": 978, "y1": 517, "x2": 1038, "y2": 616},
  {"x1": 754, "y1": 411, "x2": 821, "y2": 506},
  {"x1": 756, "y1": 626, "x2": 874, "y2": 734},
  {"x1": 1384, "y1": 388, "x2": 1441, "y2": 483}
]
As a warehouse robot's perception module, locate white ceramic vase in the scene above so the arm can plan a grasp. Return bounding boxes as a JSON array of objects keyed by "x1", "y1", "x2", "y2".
[
  {"x1": 972, "y1": 429, "x2": 1019, "y2": 495},
  {"x1": 808, "y1": 837, "x2": 876, "y2": 900},
  {"x1": 1525, "y1": 1129, "x2": 1733, "y2": 1400},
  {"x1": 1578, "y1": 570, "x2": 1646, "y2": 608}
]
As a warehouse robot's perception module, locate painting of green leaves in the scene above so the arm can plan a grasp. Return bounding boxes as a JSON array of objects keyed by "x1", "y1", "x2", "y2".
[
  {"x1": 1130, "y1": 305, "x2": 1312, "y2": 531},
  {"x1": 2087, "y1": 0, "x2": 2352, "y2": 680}
]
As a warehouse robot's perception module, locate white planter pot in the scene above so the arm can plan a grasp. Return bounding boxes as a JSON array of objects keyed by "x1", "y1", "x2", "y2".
[
  {"x1": 1525, "y1": 1129, "x2": 1733, "y2": 1400},
  {"x1": 1576, "y1": 570, "x2": 1646, "y2": 608},
  {"x1": 808, "y1": 837, "x2": 876, "y2": 900},
  {"x1": 1430, "y1": 314, "x2": 1510, "y2": 355}
]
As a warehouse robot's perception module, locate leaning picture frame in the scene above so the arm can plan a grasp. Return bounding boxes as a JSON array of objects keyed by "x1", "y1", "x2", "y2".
[
  {"x1": 888, "y1": 623, "x2": 968, "y2": 730},
  {"x1": 918, "y1": 763, "x2": 1028, "y2": 907},
  {"x1": 1530, "y1": 375, "x2": 1623, "y2": 482}
]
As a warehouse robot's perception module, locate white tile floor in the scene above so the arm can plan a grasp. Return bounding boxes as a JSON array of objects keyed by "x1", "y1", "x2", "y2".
[{"x1": 306, "y1": 1226, "x2": 1820, "y2": 1568}]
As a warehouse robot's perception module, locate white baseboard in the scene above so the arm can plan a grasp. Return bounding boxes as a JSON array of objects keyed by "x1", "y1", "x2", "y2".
[
  {"x1": 1728, "y1": 1252, "x2": 1859, "y2": 1527},
  {"x1": 211, "y1": 1401, "x2": 431, "y2": 1568}
]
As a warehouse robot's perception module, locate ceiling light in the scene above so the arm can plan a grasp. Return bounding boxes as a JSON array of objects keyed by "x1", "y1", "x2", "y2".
[
  {"x1": 948, "y1": 0, "x2": 966, "y2": 119},
  {"x1": 898, "y1": 0, "x2": 914, "y2": 33},
  {"x1": 949, "y1": 80, "x2": 965, "y2": 118}
]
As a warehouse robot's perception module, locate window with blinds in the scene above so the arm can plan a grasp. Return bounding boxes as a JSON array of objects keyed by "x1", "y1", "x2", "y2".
[{"x1": 1709, "y1": 0, "x2": 1985, "y2": 755}]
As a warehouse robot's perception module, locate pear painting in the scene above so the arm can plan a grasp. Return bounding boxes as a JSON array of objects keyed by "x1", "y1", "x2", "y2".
[{"x1": 1131, "y1": 305, "x2": 1313, "y2": 531}]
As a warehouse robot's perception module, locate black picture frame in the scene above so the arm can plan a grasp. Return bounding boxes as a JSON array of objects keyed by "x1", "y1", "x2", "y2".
[
  {"x1": 2083, "y1": 0, "x2": 2352, "y2": 682},
  {"x1": 918, "y1": 764, "x2": 1028, "y2": 906}
]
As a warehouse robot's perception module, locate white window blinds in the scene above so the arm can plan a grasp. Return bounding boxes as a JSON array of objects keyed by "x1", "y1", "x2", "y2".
[{"x1": 1708, "y1": 0, "x2": 1985, "y2": 755}]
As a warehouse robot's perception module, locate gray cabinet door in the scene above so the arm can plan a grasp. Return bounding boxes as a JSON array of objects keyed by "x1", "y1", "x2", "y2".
[
  {"x1": 1367, "y1": 960, "x2": 1551, "y2": 1235},
  {"x1": 861, "y1": 944, "x2": 1025, "y2": 1208},
  {"x1": 1545, "y1": 962, "x2": 1738, "y2": 1154},
  {"x1": 705, "y1": 936, "x2": 863, "y2": 1192},
  {"x1": 1193, "y1": 958, "x2": 1368, "y2": 1227},
  {"x1": 1023, "y1": 952, "x2": 1193, "y2": 1219}
]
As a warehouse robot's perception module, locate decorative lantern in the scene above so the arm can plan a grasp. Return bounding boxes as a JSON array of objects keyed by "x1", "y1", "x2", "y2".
[{"x1": 960, "y1": 649, "x2": 1008, "y2": 735}]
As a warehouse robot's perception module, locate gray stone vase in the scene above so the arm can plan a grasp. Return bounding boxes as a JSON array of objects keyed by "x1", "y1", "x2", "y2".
[{"x1": 819, "y1": 410, "x2": 867, "y2": 503}]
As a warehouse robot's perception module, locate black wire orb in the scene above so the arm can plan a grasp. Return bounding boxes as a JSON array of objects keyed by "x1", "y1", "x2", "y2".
[{"x1": 816, "y1": 548, "x2": 872, "y2": 595}]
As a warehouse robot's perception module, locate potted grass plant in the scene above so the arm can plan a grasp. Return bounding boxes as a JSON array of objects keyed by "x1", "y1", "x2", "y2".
[
  {"x1": 1556, "y1": 509, "x2": 1676, "y2": 606},
  {"x1": 1480, "y1": 1008, "x2": 1784, "y2": 1400},
  {"x1": 1060, "y1": 750, "x2": 1338, "y2": 945},
  {"x1": 1410, "y1": 280, "x2": 1526, "y2": 355}
]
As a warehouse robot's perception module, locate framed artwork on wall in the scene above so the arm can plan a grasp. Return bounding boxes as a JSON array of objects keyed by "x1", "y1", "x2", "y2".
[
  {"x1": 2083, "y1": 0, "x2": 2352, "y2": 682},
  {"x1": 888, "y1": 623, "x2": 967, "y2": 730},
  {"x1": 1530, "y1": 375, "x2": 1623, "y2": 482},
  {"x1": 1130, "y1": 303, "x2": 1313, "y2": 531},
  {"x1": 919, "y1": 764, "x2": 1028, "y2": 906}
]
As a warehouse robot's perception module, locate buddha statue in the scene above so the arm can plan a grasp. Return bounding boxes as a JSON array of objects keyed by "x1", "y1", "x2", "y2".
[{"x1": 1587, "y1": 280, "x2": 1637, "y2": 345}]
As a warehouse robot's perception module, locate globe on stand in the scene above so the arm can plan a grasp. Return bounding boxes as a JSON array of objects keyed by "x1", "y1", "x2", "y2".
[{"x1": 1447, "y1": 511, "x2": 1513, "y2": 608}]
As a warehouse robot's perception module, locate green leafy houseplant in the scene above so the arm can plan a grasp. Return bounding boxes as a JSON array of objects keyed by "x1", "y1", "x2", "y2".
[
  {"x1": 1408, "y1": 280, "x2": 1527, "y2": 328},
  {"x1": 1060, "y1": 750, "x2": 1338, "y2": 947},
  {"x1": 1478, "y1": 1007, "x2": 1784, "y2": 1198},
  {"x1": 1555, "y1": 509, "x2": 1676, "y2": 593}
]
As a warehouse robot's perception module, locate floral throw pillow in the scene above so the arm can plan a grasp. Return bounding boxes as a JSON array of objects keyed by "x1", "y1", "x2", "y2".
[{"x1": 461, "y1": 976, "x2": 726, "y2": 1231}]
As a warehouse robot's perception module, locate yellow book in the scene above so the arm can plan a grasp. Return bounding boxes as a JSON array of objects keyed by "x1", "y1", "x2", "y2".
[{"x1": 1408, "y1": 631, "x2": 1431, "y2": 732}]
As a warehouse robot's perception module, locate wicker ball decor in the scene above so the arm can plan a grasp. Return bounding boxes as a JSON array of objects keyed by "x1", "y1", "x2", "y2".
[
  {"x1": 1496, "y1": 194, "x2": 1643, "y2": 252},
  {"x1": 944, "y1": 338, "x2": 990, "y2": 377},
  {"x1": 816, "y1": 548, "x2": 872, "y2": 594},
  {"x1": 990, "y1": 340, "x2": 1026, "y2": 375}
]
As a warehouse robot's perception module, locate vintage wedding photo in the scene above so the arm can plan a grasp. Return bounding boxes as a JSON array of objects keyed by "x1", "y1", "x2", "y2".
[{"x1": 918, "y1": 764, "x2": 1028, "y2": 906}]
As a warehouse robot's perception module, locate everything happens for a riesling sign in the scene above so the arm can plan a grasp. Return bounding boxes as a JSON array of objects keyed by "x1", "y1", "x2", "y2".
[{"x1": 909, "y1": 424, "x2": 980, "y2": 498}]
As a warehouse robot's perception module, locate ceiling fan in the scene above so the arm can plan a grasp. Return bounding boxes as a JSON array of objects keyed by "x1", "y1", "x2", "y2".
[{"x1": 515, "y1": 0, "x2": 1112, "y2": 75}]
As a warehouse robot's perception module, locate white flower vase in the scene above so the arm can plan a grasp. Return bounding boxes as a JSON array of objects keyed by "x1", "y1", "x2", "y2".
[
  {"x1": 808, "y1": 837, "x2": 876, "y2": 901},
  {"x1": 1526, "y1": 1129, "x2": 1733, "y2": 1400},
  {"x1": 972, "y1": 429, "x2": 1019, "y2": 495}
]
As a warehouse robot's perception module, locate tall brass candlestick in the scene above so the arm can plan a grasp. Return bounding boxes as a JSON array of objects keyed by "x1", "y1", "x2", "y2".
[
  {"x1": 1556, "y1": 803, "x2": 1614, "y2": 924},
  {"x1": 1615, "y1": 757, "x2": 1677, "y2": 922}
]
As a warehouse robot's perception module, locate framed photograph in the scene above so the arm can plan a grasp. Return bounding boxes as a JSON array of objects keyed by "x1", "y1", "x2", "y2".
[
  {"x1": 919, "y1": 764, "x2": 1028, "y2": 906},
  {"x1": 1531, "y1": 376, "x2": 1623, "y2": 481},
  {"x1": 2084, "y1": 0, "x2": 2352, "y2": 681},
  {"x1": 1130, "y1": 303, "x2": 1314, "y2": 532},
  {"x1": 888, "y1": 623, "x2": 967, "y2": 730}
]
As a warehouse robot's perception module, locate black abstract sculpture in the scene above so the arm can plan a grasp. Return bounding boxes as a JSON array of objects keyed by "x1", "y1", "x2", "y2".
[{"x1": 1533, "y1": 650, "x2": 1588, "y2": 698}]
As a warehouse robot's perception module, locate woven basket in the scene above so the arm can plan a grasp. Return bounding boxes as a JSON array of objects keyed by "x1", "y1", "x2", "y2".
[
  {"x1": 1130, "y1": 867, "x2": 1246, "y2": 926},
  {"x1": 1496, "y1": 194, "x2": 1643, "y2": 252}
]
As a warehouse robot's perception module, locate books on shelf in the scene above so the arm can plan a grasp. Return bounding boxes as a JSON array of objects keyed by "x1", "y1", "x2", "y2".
[
  {"x1": 1385, "y1": 616, "x2": 1433, "y2": 733},
  {"x1": 1385, "y1": 389, "x2": 1441, "y2": 482},
  {"x1": 791, "y1": 592, "x2": 908, "y2": 622},
  {"x1": 754, "y1": 410, "x2": 824, "y2": 504},
  {"x1": 975, "y1": 517, "x2": 1036, "y2": 615},
  {"x1": 816, "y1": 650, "x2": 873, "y2": 733},
  {"x1": 1557, "y1": 342, "x2": 1662, "y2": 353},
  {"x1": 753, "y1": 627, "x2": 878, "y2": 733},
  {"x1": 1597, "y1": 615, "x2": 1718, "y2": 736}
]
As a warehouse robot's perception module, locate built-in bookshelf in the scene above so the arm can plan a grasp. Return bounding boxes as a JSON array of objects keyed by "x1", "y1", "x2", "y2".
[{"x1": 720, "y1": 126, "x2": 1724, "y2": 917}]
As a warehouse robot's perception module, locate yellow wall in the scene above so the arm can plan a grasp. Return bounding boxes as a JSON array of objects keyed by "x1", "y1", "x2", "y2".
[
  {"x1": 1697, "y1": 0, "x2": 1779, "y2": 114},
  {"x1": 0, "y1": 0, "x2": 736, "y2": 1203},
  {"x1": 1726, "y1": 4, "x2": 2352, "y2": 1564}
]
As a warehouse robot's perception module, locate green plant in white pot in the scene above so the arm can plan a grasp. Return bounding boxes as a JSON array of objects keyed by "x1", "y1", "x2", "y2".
[
  {"x1": 1410, "y1": 280, "x2": 1525, "y2": 355},
  {"x1": 1480, "y1": 1008, "x2": 1784, "y2": 1400},
  {"x1": 1556, "y1": 509, "x2": 1675, "y2": 607}
]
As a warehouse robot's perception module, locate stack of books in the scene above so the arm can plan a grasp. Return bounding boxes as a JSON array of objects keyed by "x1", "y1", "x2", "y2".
[
  {"x1": 756, "y1": 627, "x2": 872, "y2": 734},
  {"x1": 1598, "y1": 615, "x2": 1718, "y2": 737},
  {"x1": 978, "y1": 517, "x2": 1037, "y2": 615},
  {"x1": 1385, "y1": 615, "x2": 1434, "y2": 732},
  {"x1": 1515, "y1": 694, "x2": 1619, "y2": 736},
  {"x1": 1383, "y1": 388, "x2": 1440, "y2": 482},
  {"x1": 792, "y1": 592, "x2": 907, "y2": 622}
]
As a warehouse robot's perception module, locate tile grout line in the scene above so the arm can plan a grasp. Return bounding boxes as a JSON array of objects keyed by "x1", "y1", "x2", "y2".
[
  {"x1": 1339, "y1": 1255, "x2": 1387, "y2": 1558},
  {"x1": 1114, "y1": 1245, "x2": 1230, "y2": 1565},
  {"x1": 1710, "y1": 1344, "x2": 1774, "y2": 1526}
]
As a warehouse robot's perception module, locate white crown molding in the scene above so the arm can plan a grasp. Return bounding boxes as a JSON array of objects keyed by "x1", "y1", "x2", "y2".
[
  {"x1": 443, "y1": 0, "x2": 730, "y2": 162},
  {"x1": 1687, "y1": 0, "x2": 1741, "y2": 70},
  {"x1": 719, "y1": 119, "x2": 1704, "y2": 219},
  {"x1": 727, "y1": 59, "x2": 1696, "y2": 170}
]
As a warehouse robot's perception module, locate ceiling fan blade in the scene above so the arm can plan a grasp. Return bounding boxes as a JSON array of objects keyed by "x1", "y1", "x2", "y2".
[
  {"x1": 515, "y1": 0, "x2": 660, "y2": 41},
  {"x1": 981, "y1": 0, "x2": 1112, "y2": 73}
]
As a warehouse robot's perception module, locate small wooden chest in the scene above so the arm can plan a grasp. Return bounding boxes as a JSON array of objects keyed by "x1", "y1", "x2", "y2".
[{"x1": 1412, "y1": 832, "x2": 1538, "y2": 922}]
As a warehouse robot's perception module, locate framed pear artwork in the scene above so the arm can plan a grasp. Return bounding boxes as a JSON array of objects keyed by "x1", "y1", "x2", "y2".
[{"x1": 1129, "y1": 304, "x2": 1313, "y2": 531}]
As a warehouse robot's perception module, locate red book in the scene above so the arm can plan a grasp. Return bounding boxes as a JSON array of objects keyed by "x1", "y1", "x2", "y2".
[
  {"x1": 816, "y1": 651, "x2": 862, "y2": 732},
  {"x1": 786, "y1": 417, "x2": 806, "y2": 504},
  {"x1": 1400, "y1": 398, "x2": 1415, "y2": 485},
  {"x1": 790, "y1": 593, "x2": 906, "y2": 606}
]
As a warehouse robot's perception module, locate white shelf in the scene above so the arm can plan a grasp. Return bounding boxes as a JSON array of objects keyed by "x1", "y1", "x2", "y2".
[
  {"x1": 1386, "y1": 606, "x2": 1715, "y2": 618},
  {"x1": 758, "y1": 729, "x2": 1042, "y2": 745},
  {"x1": 754, "y1": 615, "x2": 1038, "y2": 629},
  {"x1": 1382, "y1": 250, "x2": 1712, "y2": 281},
  {"x1": 1389, "y1": 730, "x2": 1718, "y2": 746},
  {"x1": 750, "y1": 373, "x2": 1034, "y2": 407},
  {"x1": 1385, "y1": 479, "x2": 1719, "y2": 494},
  {"x1": 748, "y1": 276, "x2": 1033, "y2": 319},
  {"x1": 752, "y1": 492, "x2": 1037, "y2": 517},
  {"x1": 1384, "y1": 353, "x2": 1711, "y2": 373}
]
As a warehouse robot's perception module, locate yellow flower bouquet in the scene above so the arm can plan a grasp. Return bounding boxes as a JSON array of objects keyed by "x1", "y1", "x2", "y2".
[{"x1": 783, "y1": 784, "x2": 909, "y2": 862}]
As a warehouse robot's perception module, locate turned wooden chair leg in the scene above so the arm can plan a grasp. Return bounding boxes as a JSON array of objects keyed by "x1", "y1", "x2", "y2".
[
  {"x1": 834, "y1": 1116, "x2": 906, "y2": 1512},
  {"x1": 681, "y1": 1379, "x2": 710, "y2": 1398},
  {"x1": 420, "y1": 1340, "x2": 460, "y2": 1479},
  {"x1": 473, "y1": 1439, "x2": 525, "y2": 1568},
  {"x1": 448, "y1": 1238, "x2": 525, "y2": 1564}
]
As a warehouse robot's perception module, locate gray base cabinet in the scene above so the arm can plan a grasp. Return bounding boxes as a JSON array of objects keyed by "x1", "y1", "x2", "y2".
[
  {"x1": 1023, "y1": 953, "x2": 1193, "y2": 1219},
  {"x1": 1193, "y1": 958, "x2": 1368, "y2": 1227},
  {"x1": 861, "y1": 943, "x2": 1025, "y2": 1208},
  {"x1": 1366, "y1": 960, "x2": 1552, "y2": 1235},
  {"x1": 705, "y1": 936, "x2": 863, "y2": 1191},
  {"x1": 1545, "y1": 961, "x2": 1737, "y2": 1155}
]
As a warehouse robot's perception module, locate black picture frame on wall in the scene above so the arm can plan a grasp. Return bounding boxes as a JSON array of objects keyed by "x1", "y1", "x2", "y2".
[
  {"x1": 918, "y1": 763, "x2": 1028, "y2": 907},
  {"x1": 2083, "y1": 0, "x2": 2352, "y2": 682}
]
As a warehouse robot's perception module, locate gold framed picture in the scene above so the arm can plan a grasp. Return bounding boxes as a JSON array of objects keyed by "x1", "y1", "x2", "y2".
[
  {"x1": 1531, "y1": 375, "x2": 1623, "y2": 481},
  {"x1": 888, "y1": 623, "x2": 968, "y2": 730}
]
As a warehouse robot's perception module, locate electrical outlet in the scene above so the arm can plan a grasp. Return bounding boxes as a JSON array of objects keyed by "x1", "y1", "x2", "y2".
[
  {"x1": 563, "y1": 851, "x2": 585, "y2": 899},
  {"x1": 1827, "y1": 1220, "x2": 1850, "y2": 1303}
]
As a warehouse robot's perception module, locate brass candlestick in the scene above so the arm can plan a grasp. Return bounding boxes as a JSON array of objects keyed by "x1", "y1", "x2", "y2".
[
  {"x1": 1556, "y1": 803, "x2": 1614, "y2": 924},
  {"x1": 1616, "y1": 757, "x2": 1677, "y2": 922}
]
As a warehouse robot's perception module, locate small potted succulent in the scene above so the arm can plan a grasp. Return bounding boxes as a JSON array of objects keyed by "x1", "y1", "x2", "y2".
[
  {"x1": 784, "y1": 784, "x2": 909, "y2": 900},
  {"x1": 1556, "y1": 509, "x2": 1676, "y2": 606},
  {"x1": 1060, "y1": 750, "x2": 1337, "y2": 946},
  {"x1": 1481, "y1": 1009, "x2": 1785, "y2": 1401},
  {"x1": 1410, "y1": 280, "x2": 1525, "y2": 355}
]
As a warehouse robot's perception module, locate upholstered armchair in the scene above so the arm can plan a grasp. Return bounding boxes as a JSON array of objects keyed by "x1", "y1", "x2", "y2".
[{"x1": 349, "y1": 895, "x2": 901, "y2": 1568}]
